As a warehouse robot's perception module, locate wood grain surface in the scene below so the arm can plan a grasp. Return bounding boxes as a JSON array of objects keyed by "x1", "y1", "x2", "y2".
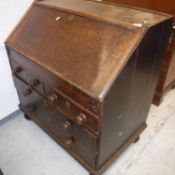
[
  {"x1": 103, "y1": 0, "x2": 175, "y2": 106},
  {"x1": 6, "y1": 3, "x2": 147, "y2": 100},
  {"x1": 5, "y1": 1, "x2": 173, "y2": 175}
]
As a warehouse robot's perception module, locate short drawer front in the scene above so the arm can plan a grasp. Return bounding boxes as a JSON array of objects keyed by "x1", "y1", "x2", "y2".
[
  {"x1": 14, "y1": 76, "x2": 98, "y2": 167},
  {"x1": 11, "y1": 59, "x2": 44, "y2": 95},
  {"x1": 44, "y1": 86, "x2": 100, "y2": 134}
]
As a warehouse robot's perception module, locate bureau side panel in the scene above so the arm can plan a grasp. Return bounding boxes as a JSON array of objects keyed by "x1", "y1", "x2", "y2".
[
  {"x1": 97, "y1": 52, "x2": 137, "y2": 168},
  {"x1": 97, "y1": 19, "x2": 173, "y2": 168}
]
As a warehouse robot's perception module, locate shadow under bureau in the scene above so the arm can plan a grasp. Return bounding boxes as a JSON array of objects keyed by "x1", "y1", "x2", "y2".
[{"x1": 5, "y1": 0, "x2": 173, "y2": 174}]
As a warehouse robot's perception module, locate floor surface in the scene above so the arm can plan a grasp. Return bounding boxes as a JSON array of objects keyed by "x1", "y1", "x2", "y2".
[{"x1": 1, "y1": 90, "x2": 175, "y2": 175}]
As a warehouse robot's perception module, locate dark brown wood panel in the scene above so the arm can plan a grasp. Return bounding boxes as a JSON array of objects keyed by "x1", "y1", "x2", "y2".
[
  {"x1": 5, "y1": 1, "x2": 172, "y2": 174},
  {"x1": 98, "y1": 19, "x2": 173, "y2": 167},
  {"x1": 103, "y1": 0, "x2": 175, "y2": 106},
  {"x1": 98, "y1": 52, "x2": 137, "y2": 167}
]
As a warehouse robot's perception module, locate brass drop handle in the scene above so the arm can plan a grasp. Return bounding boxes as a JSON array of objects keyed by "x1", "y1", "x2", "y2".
[
  {"x1": 29, "y1": 79, "x2": 40, "y2": 87},
  {"x1": 62, "y1": 121, "x2": 72, "y2": 131},
  {"x1": 64, "y1": 137, "x2": 75, "y2": 146},
  {"x1": 13, "y1": 66, "x2": 23, "y2": 74},
  {"x1": 48, "y1": 93, "x2": 58, "y2": 104},
  {"x1": 75, "y1": 113, "x2": 87, "y2": 125},
  {"x1": 23, "y1": 88, "x2": 32, "y2": 96}
]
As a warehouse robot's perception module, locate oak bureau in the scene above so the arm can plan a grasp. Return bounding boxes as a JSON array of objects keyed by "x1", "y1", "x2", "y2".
[{"x1": 5, "y1": 0, "x2": 173, "y2": 174}]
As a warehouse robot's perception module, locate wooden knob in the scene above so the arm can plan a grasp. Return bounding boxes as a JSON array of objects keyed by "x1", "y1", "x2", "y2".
[
  {"x1": 26, "y1": 104, "x2": 36, "y2": 112},
  {"x1": 43, "y1": 99, "x2": 48, "y2": 107},
  {"x1": 64, "y1": 137, "x2": 74, "y2": 146},
  {"x1": 62, "y1": 121, "x2": 71, "y2": 131},
  {"x1": 13, "y1": 67, "x2": 22, "y2": 74},
  {"x1": 29, "y1": 79, "x2": 40, "y2": 87},
  {"x1": 23, "y1": 88, "x2": 32, "y2": 96},
  {"x1": 48, "y1": 93, "x2": 58, "y2": 104},
  {"x1": 75, "y1": 113, "x2": 87, "y2": 125}
]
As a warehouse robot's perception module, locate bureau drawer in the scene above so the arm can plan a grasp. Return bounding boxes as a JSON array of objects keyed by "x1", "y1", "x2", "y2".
[
  {"x1": 11, "y1": 59, "x2": 44, "y2": 95},
  {"x1": 20, "y1": 103, "x2": 97, "y2": 167},
  {"x1": 44, "y1": 86, "x2": 100, "y2": 134},
  {"x1": 14, "y1": 76, "x2": 98, "y2": 167}
]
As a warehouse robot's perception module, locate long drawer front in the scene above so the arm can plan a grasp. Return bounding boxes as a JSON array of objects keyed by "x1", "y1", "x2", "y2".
[{"x1": 13, "y1": 75, "x2": 98, "y2": 168}]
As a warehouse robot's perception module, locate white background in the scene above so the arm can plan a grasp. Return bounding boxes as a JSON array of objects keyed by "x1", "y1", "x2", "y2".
[{"x1": 0, "y1": 0, "x2": 32, "y2": 120}]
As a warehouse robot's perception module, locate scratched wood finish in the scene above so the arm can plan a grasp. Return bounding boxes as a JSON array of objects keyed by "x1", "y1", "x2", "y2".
[
  {"x1": 102, "y1": 0, "x2": 175, "y2": 105},
  {"x1": 5, "y1": 1, "x2": 173, "y2": 175},
  {"x1": 6, "y1": 4, "x2": 146, "y2": 100}
]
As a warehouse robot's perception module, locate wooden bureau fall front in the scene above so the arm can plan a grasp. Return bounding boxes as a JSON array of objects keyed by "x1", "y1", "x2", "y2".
[{"x1": 5, "y1": 0, "x2": 173, "y2": 175}]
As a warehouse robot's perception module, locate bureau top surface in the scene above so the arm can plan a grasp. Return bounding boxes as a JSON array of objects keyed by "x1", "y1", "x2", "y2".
[
  {"x1": 37, "y1": 0, "x2": 170, "y2": 27},
  {"x1": 6, "y1": 0, "x2": 171, "y2": 100}
]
